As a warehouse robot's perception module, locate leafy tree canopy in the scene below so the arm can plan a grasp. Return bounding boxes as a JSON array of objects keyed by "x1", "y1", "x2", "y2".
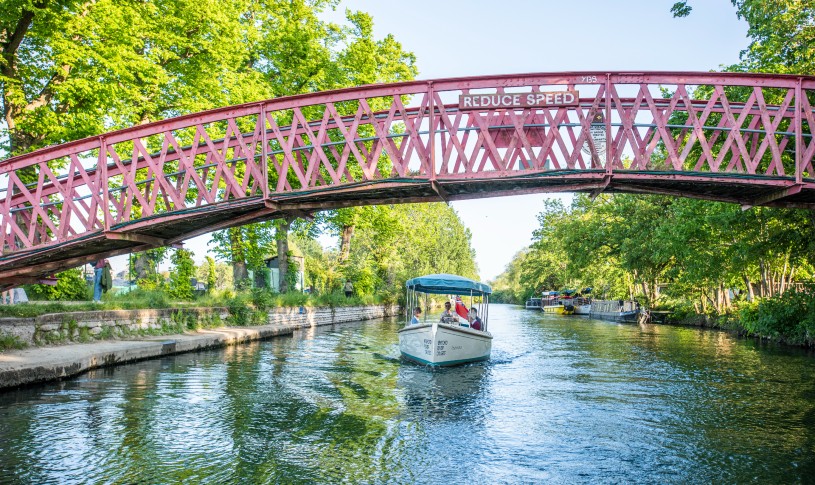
[{"x1": 1, "y1": 0, "x2": 417, "y2": 156}]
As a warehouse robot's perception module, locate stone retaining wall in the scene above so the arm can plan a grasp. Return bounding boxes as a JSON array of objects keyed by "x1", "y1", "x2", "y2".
[
  {"x1": 0, "y1": 305, "x2": 399, "y2": 347},
  {"x1": 265, "y1": 305, "x2": 398, "y2": 327}
]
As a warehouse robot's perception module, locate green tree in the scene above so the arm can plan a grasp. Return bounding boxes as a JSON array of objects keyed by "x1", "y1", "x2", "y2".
[
  {"x1": 168, "y1": 249, "x2": 195, "y2": 300},
  {"x1": 490, "y1": 248, "x2": 534, "y2": 304},
  {"x1": 197, "y1": 257, "x2": 232, "y2": 291},
  {"x1": 210, "y1": 224, "x2": 276, "y2": 289},
  {"x1": 2, "y1": 1, "x2": 417, "y2": 290},
  {"x1": 334, "y1": 203, "x2": 478, "y2": 300},
  {"x1": 275, "y1": 217, "x2": 294, "y2": 293},
  {"x1": 203, "y1": 4, "x2": 416, "y2": 286},
  {"x1": 205, "y1": 256, "x2": 216, "y2": 293},
  {"x1": 672, "y1": 1, "x2": 815, "y2": 75},
  {"x1": 25, "y1": 267, "x2": 90, "y2": 301},
  {"x1": 1, "y1": 0, "x2": 267, "y2": 156}
]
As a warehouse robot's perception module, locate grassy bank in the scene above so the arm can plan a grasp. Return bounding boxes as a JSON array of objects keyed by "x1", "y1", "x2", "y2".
[
  {"x1": 662, "y1": 288, "x2": 815, "y2": 348},
  {"x1": 0, "y1": 289, "x2": 399, "y2": 351},
  {"x1": 0, "y1": 288, "x2": 396, "y2": 319}
]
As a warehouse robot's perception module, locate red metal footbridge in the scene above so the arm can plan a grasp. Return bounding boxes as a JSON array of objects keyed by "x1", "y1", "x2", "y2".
[{"x1": 2, "y1": 71, "x2": 815, "y2": 286}]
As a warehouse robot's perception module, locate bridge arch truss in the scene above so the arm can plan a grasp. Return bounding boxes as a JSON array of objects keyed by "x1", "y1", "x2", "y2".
[{"x1": 2, "y1": 71, "x2": 815, "y2": 284}]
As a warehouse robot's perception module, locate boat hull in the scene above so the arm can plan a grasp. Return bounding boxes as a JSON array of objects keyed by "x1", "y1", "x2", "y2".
[
  {"x1": 543, "y1": 304, "x2": 573, "y2": 315},
  {"x1": 398, "y1": 322, "x2": 492, "y2": 366},
  {"x1": 589, "y1": 310, "x2": 640, "y2": 323},
  {"x1": 574, "y1": 304, "x2": 591, "y2": 315}
]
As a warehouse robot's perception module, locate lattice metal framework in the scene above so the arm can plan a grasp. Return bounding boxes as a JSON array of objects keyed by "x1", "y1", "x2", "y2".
[{"x1": 2, "y1": 71, "x2": 815, "y2": 285}]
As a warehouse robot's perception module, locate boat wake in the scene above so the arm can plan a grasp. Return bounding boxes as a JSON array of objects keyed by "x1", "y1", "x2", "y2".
[
  {"x1": 487, "y1": 349, "x2": 535, "y2": 365},
  {"x1": 372, "y1": 352, "x2": 402, "y2": 363}
]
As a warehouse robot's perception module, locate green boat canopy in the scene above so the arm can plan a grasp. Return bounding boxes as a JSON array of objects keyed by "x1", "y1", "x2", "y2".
[{"x1": 405, "y1": 273, "x2": 492, "y2": 296}]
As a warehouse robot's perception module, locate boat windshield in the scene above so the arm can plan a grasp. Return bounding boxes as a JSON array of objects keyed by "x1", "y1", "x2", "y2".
[{"x1": 404, "y1": 274, "x2": 491, "y2": 332}]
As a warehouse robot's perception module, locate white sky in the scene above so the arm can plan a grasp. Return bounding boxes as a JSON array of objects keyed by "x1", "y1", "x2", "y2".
[{"x1": 131, "y1": 0, "x2": 749, "y2": 281}]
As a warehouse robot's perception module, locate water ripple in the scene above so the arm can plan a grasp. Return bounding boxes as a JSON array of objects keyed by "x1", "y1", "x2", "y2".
[{"x1": 1, "y1": 309, "x2": 815, "y2": 483}]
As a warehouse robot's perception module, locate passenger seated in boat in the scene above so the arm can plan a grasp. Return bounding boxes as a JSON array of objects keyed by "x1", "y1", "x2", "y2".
[
  {"x1": 468, "y1": 308, "x2": 483, "y2": 331},
  {"x1": 440, "y1": 301, "x2": 456, "y2": 323},
  {"x1": 411, "y1": 307, "x2": 422, "y2": 324}
]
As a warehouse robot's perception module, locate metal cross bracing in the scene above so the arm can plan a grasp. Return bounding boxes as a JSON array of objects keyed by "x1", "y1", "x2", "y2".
[{"x1": 2, "y1": 71, "x2": 815, "y2": 287}]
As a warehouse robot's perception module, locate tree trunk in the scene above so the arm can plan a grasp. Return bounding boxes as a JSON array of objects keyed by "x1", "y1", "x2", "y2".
[
  {"x1": 233, "y1": 260, "x2": 248, "y2": 287},
  {"x1": 229, "y1": 227, "x2": 248, "y2": 288},
  {"x1": 133, "y1": 253, "x2": 151, "y2": 280},
  {"x1": 339, "y1": 224, "x2": 355, "y2": 262},
  {"x1": 276, "y1": 217, "x2": 293, "y2": 293},
  {"x1": 717, "y1": 283, "x2": 725, "y2": 314},
  {"x1": 779, "y1": 252, "x2": 789, "y2": 295},
  {"x1": 743, "y1": 275, "x2": 755, "y2": 301},
  {"x1": 705, "y1": 288, "x2": 716, "y2": 310}
]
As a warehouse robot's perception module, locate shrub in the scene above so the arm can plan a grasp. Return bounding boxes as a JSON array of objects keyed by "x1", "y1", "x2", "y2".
[
  {"x1": 137, "y1": 274, "x2": 165, "y2": 291},
  {"x1": 206, "y1": 256, "x2": 217, "y2": 293},
  {"x1": 77, "y1": 327, "x2": 91, "y2": 343},
  {"x1": 278, "y1": 291, "x2": 308, "y2": 308},
  {"x1": 738, "y1": 288, "x2": 815, "y2": 346},
  {"x1": 106, "y1": 289, "x2": 170, "y2": 309},
  {"x1": 0, "y1": 332, "x2": 27, "y2": 351},
  {"x1": 250, "y1": 288, "x2": 278, "y2": 311},
  {"x1": 226, "y1": 292, "x2": 266, "y2": 326},
  {"x1": 25, "y1": 268, "x2": 91, "y2": 301},
  {"x1": 168, "y1": 249, "x2": 195, "y2": 300},
  {"x1": 0, "y1": 302, "x2": 98, "y2": 318},
  {"x1": 312, "y1": 290, "x2": 360, "y2": 308}
]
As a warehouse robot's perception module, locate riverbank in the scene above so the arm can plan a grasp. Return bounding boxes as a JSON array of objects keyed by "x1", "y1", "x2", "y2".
[
  {"x1": 0, "y1": 304, "x2": 398, "y2": 390},
  {"x1": 634, "y1": 309, "x2": 815, "y2": 350}
]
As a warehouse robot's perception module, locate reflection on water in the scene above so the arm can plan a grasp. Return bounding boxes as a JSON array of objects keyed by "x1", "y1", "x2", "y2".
[
  {"x1": 1, "y1": 305, "x2": 814, "y2": 484},
  {"x1": 400, "y1": 363, "x2": 488, "y2": 421}
]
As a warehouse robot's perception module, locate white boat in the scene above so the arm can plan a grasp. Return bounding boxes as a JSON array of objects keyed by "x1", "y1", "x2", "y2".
[
  {"x1": 398, "y1": 274, "x2": 493, "y2": 366},
  {"x1": 572, "y1": 297, "x2": 592, "y2": 315},
  {"x1": 574, "y1": 303, "x2": 592, "y2": 315}
]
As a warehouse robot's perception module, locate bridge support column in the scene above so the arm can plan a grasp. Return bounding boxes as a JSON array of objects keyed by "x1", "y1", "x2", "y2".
[
  {"x1": 428, "y1": 81, "x2": 436, "y2": 181},
  {"x1": 795, "y1": 78, "x2": 803, "y2": 184},
  {"x1": 99, "y1": 136, "x2": 110, "y2": 232},
  {"x1": 605, "y1": 73, "x2": 613, "y2": 175}
]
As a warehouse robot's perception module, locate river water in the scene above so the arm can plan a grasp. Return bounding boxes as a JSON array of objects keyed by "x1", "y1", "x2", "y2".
[{"x1": 1, "y1": 304, "x2": 814, "y2": 484}]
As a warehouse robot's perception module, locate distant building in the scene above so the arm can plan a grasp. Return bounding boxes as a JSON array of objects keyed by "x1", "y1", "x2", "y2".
[{"x1": 262, "y1": 255, "x2": 305, "y2": 292}]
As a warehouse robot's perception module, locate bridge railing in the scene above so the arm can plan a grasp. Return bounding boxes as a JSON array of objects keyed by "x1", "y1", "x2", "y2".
[{"x1": 1, "y1": 71, "x2": 814, "y2": 254}]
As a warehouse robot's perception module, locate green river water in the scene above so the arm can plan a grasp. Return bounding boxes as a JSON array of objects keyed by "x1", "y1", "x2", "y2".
[{"x1": 1, "y1": 304, "x2": 814, "y2": 484}]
